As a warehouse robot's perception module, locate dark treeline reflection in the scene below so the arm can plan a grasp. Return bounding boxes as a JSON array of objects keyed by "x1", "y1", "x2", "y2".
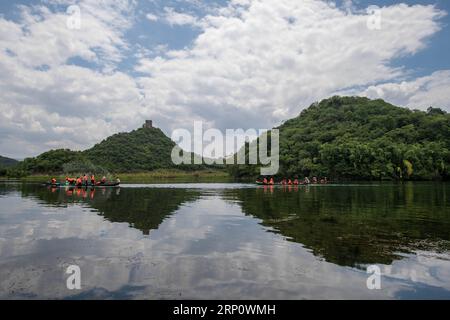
[
  {"x1": 224, "y1": 183, "x2": 450, "y2": 268},
  {"x1": 14, "y1": 184, "x2": 201, "y2": 235}
]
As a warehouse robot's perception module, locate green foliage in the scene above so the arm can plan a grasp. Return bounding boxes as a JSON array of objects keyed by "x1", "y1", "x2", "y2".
[
  {"x1": 7, "y1": 127, "x2": 213, "y2": 177},
  {"x1": 0, "y1": 156, "x2": 18, "y2": 176},
  {"x1": 62, "y1": 159, "x2": 109, "y2": 175},
  {"x1": 230, "y1": 96, "x2": 450, "y2": 180},
  {"x1": 0, "y1": 156, "x2": 18, "y2": 167},
  {"x1": 7, "y1": 149, "x2": 84, "y2": 177},
  {"x1": 84, "y1": 127, "x2": 177, "y2": 172}
]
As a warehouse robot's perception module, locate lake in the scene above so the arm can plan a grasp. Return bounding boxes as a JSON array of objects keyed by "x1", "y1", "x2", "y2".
[{"x1": 0, "y1": 182, "x2": 449, "y2": 299}]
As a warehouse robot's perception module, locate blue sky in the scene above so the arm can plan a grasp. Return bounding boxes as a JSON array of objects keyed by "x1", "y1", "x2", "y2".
[{"x1": 0, "y1": 0, "x2": 449, "y2": 158}]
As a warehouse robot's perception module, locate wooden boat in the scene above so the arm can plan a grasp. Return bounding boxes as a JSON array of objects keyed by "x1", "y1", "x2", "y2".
[
  {"x1": 255, "y1": 181, "x2": 279, "y2": 185},
  {"x1": 45, "y1": 182, "x2": 120, "y2": 188},
  {"x1": 44, "y1": 182, "x2": 61, "y2": 187},
  {"x1": 255, "y1": 181, "x2": 309, "y2": 186}
]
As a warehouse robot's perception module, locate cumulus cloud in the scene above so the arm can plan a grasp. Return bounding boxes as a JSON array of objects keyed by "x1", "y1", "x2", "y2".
[
  {"x1": 163, "y1": 7, "x2": 201, "y2": 27},
  {"x1": 0, "y1": 0, "x2": 144, "y2": 157},
  {"x1": 145, "y1": 13, "x2": 159, "y2": 22},
  {"x1": 0, "y1": 0, "x2": 449, "y2": 158},
  {"x1": 136, "y1": 0, "x2": 447, "y2": 134},
  {"x1": 356, "y1": 70, "x2": 450, "y2": 111}
]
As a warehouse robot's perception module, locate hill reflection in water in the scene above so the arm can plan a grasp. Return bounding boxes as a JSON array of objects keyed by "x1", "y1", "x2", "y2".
[{"x1": 18, "y1": 184, "x2": 201, "y2": 235}]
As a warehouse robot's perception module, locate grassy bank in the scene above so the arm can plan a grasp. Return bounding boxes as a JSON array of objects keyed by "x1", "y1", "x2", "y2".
[{"x1": 2, "y1": 169, "x2": 232, "y2": 184}]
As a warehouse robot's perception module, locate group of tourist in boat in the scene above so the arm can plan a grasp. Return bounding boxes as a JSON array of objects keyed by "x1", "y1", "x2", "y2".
[
  {"x1": 256, "y1": 176, "x2": 328, "y2": 185},
  {"x1": 49, "y1": 174, "x2": 120, "y2": 187}
]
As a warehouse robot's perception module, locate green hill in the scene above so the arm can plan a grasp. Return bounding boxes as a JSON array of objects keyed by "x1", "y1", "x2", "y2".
[
  {"x1": 5, "y1": 96, "x2": 450, "y2": 180},
  {"x1": 84, "y1": 127, "x2": 179, "y2": 172},
  {"x1": 0, "y1": 156, "x2": 18, "y2": 176},
  {"x1": 0, "y1": 156, "x2": 18, "y2": 167},
  {"x1": 230, "y1": 96, "x2": 450, "y2": 180},
  {"x1": 5, "y1": 126, "x2": 208, "y2": 176}
]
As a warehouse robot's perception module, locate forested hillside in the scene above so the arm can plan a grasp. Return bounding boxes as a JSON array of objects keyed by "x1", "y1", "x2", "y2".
[
  {"x1": 230, "y1": 96, "x2": 450, "y2": 180},
  {"x1": 0, "y1": 156, "x2": 18, "y2": 176},
  {"x1": 5, "y1": 96, "x2": 450, "y2": 180},
  {"x1": 84, "y1": 127, "x2": 178, "y2": 172},
  {"x1": 5, "y1": 127, "x2": 207, "y2": 176}
]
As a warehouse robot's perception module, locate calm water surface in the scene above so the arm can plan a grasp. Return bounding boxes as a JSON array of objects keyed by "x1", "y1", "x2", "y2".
[{"x1": 0, "y1": 182, "x2": 449, "y2": 299}]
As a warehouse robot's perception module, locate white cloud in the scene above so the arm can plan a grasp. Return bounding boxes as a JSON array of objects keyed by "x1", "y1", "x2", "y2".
[
  {"x1": 0, "y1": 0, "x2": 135, "y2": 69},
  {"x1": 356, "y1": 70, "x2": 450, "y2": 111},
  {"x1": 0, "y1": 0, "x2": 143, "y2": 157},
  {"x1": 163, "y1": 7, "x2": 201, "y2": 27},
  {"x1": 145, "y1": 13, "x2": 159, "y2": 22},
  {"x1": 136, "y1": 0, "x2": 447, "y2": 136},
  {"x1": 0, "y1": 0, "x2": 449, "y2": 158}
]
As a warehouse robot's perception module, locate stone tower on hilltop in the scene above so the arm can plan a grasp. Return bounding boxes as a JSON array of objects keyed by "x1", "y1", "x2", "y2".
[{"x1": 143, "y1": 120, "x2": 153, "y2": 129}]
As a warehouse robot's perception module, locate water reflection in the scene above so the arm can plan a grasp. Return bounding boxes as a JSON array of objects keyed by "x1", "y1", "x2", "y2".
[
  {"x1": 0, "y1": 182, "x2": 449, "y2": 299},
  {"x1": 225, "y1": 184, "x2": 450, "y2": 268},
  {"x1": 19, "y1": 184, "x2": 201, "y2": 235}
]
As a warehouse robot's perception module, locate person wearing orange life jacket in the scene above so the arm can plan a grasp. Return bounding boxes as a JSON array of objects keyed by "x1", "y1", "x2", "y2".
[
  {"x1": 294, "y1": 178, "x2": 299, "y2": 185},
  {"x1": 90, "y1": 174, "x2": 95, "y2": 185},
  {"x1": 263, "y1": 177, "x2": 268, "y2": 185},
  {"x1": 288, "y1": 179, "x2": 292, "y2": 185},
  {"x1": 51, "y1": 178, "x2": 57, "y2": 184},
  {"x1": 76, "y1": 177, "x2": 82, "y2": 187},
  {"x1": 269, "y1": 177, "x2": 274, "y2": 185},
  {"x1": 83, "y1": 174, "x2": 88, "y2": 186}
]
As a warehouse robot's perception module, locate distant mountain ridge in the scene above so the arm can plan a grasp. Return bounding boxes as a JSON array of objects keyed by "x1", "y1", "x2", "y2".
[{"x1": 0, "y1": 156, "x2": 18, "y2": 167}]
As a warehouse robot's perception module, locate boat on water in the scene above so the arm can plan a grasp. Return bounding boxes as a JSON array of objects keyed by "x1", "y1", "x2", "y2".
[
  {"x1": 255, "y1": 181, "x2": 310, "y2": 186},
  {"x1": 44, "y1": 182, "x2": 120, "y2": 188},
  {"x1": 255, "y1": 181, "x2": 279, "y2": 185}
]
